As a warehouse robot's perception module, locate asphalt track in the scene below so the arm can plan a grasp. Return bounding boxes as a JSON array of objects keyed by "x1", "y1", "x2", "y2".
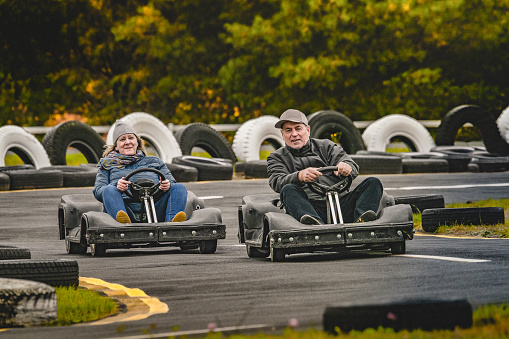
[{"x1": 1, "y1": 172, "x2": 508, "y2": 338}]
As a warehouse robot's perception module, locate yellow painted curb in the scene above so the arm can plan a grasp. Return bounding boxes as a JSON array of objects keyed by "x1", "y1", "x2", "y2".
[
  {"x1": 79, "y1": 277, "x2": 168, "y2": 325},
  {"x1": 414, "y1": 233, "x2": 507, "y2": 240}
]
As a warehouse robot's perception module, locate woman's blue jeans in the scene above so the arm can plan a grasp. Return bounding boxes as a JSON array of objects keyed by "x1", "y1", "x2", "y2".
[
  {"x1": 102, "y1": 183, "x2": 188, "y2": 222},
  {"x1": 280, "y1": 177, "x2": 383, "y2": 224}
]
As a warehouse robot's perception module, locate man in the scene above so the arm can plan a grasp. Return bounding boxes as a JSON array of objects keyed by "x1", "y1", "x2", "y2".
[{"x1": 267, "y1": 109, "x2": 383, "y2": 225}]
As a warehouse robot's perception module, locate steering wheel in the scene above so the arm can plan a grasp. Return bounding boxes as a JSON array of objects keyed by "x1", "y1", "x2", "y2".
[
  {"x1": 124, "y1": 168, "x2": 166, "y2": 201},
  {"x1": 307, "y1": 166, "x2": 352, "y2": 196}
]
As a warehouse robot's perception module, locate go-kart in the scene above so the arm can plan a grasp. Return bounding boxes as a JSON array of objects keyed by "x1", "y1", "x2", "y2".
[
  {"x1": 238, "y1": 167, "x2": 414, "y2": 262},
  {"x1": 58, "y1": 168, "x2": 226, "y2": 256}
]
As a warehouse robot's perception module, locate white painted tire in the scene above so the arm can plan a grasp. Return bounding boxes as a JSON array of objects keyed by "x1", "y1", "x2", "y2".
[
  {"x1": 497, "y1": 105, "x2": 509, "y2": 143},
  {"x1": 106, "y1": 112, "x2": 182, "y2": 163},
  {"x1": 362, "y1": 114, "x2": 435, "y2": 152},
  {"x1": 232, "y1": 116, "x2": 284, "y2": 161},
  {"x1": 0, "y1": 125, "x2": 51, "y2": 169}
]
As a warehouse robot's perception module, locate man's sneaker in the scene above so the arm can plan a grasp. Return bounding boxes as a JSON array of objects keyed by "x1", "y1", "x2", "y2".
[
  {"x1": 171, "y1": 211, "x2": 187, "y2": 222},
  {"x1": 300, "y1": 214, "x2": 323, "y2": 225},
  {"x1": 356, "y1": 210, "x2": 377, "y2": 223},
  {"x1": 116, "y1": 210, "x2": 131, "y2": 223}
]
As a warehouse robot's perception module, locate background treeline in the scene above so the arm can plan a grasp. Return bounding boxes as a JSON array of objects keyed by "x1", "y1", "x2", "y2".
[{"x1": 1, "y1": 0, "x2": 508, "y2": 127}]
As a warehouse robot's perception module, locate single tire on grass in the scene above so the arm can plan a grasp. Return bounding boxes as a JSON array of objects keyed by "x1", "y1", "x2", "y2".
[{"x1": 421, "y1": 207, "x2": 505, "y2": 232}]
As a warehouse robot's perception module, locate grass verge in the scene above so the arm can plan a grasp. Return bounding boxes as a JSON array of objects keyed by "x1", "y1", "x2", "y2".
[
  {"x1": 413, "y1": 199, "x2": 509, "y2": 238},
  {"x1": 46, "y1": 286, "x2": 117, "y2": 326}
]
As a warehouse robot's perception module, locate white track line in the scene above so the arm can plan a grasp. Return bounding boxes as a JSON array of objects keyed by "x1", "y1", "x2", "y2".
[
  {"x1": 385, "y1": 183, "x2": 509, "y2": 190},
  {"x1": 397, "y1": 254, "x2": 490, "y2": 263},
  {"x1": 200, "y1": 195, "x2": 224, "y2": 200}
]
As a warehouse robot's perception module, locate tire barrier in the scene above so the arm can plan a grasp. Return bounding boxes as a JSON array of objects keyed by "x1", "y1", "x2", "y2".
[
  {"x1": 42, "y1": 120, "x2": 105, "y2": 165},
  {"x1": 430, "y1": 146, "x2": 474, "y2": 172},
  {"x1": 176, "y1": 122, "x2": 236, "y2": 161},
  {"x1": 106, "y1": 112, "x2": 182, "y2": 163},
  {"x1": 350, "y1": 154, "x2": 403, "y2": 174},
  {"x1": 244, "y1": 160, "x2": 269, "y2": 178},
  {"x1": 470, "y1": 151, "x2": 509, "y2": 172},
  {"x1": 362, "y1": 114, "x2": 435, "y2": 153},
  {"x1": 323, "y1": 299, "x2": 472, "y2": 334},
  {"x1": 497, "y1": 105, "x2": 509, "y2": 143},
  {"x1": 40, "y1": 165, "x2": 98, "y2": 187},
  {"x1": 0, "y1": 173, "x2": 9, "y2": 191},
  {"x1": 232, "y1": 116, "x2": 284, "y2": 161},
  {"x1": 172, "y1": 156, "x2": 233, "y2": 181},
  {"x1": 234, "y1": 162, "x2": 245, "y2": 175},
  {"x1": 394, "y1": 194, "x2": 445, "y2": 214},
  {"x1": 422, "y1": 207, "x2": 505, "y2": 232},
  {"x1": 0, "y1": 246, "x2": 31, "y2": 260},
  {"x1": 0, "y1": 259, "x2": 79, "y2": 287},
  {"x1": 165, "y1": 162, "x2": 199, "y2": 182},
  {"x1": 0, "y1": 125, "x2": 51, "y2": 169},
  {"x1": 308, "y1": 110, "x2": 366, "y2": 154},
  {"x1": 402, "y1": 158, "x2": 449, "y2": 173},
  {"x1": 3, "y1": 169, "x2": 64, "y2": 190},
  {"x1": 0, "y1": 278, "x2": 57, "y2": 327}
]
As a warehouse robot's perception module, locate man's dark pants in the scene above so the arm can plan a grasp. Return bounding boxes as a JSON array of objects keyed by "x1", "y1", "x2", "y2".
[{"x1": 280, "y1": 177, "x2": 383, "y2": 224}]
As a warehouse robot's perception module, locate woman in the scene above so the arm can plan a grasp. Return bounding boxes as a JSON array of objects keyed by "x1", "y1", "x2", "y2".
[{"x1": 93, "y1": 120, "x2": 187, "y2": 223}]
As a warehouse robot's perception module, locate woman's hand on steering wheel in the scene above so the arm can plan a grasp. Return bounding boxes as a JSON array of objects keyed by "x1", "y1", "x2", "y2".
[
  {"x1": 159, "y1": 178, "x2": 170, "y2": 191},
  {"x1": 117, "y1": 177, "x2": 131, "y2": 192}
]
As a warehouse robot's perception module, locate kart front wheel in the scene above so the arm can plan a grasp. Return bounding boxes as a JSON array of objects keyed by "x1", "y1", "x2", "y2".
[
  {"x1": 199, "y1": 240, "x2": 217, "y2": 254},
  {"x1": 390, "y1": 241, "x2": 406, "y2": 255},
  {"x1": 90, "y1": 243, "x2": 107, "y2": 257},
  {"x1": 270, "y1": 247, "x2": 285, "y2": 262},
  {"x1": 246, "y1": 245, "x2": 269, "y2": 258},
  {"x1": 65, "y1": 239, "x2": 87, "y2": 255}
]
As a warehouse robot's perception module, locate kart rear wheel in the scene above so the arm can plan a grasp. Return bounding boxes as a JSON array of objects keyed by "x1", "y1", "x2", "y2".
[
  {"x1": 270, "y1": 247, "x2": 285, "y2": 262},
  {"x1": 199, "y1": 240, "x2": 217, "y2": 254},
  {"x1": 65, "y1": 239, "x2": 87, "y2": 255},
  {"x1": 390, "y1": 241, "x2": 406, "y2": 254},
  {"x1": 246, "y1": 245, "x2": 269, "y2": 258},
  {"x1": 90, "y1": 243, "x2": 107, "y2": 257}
]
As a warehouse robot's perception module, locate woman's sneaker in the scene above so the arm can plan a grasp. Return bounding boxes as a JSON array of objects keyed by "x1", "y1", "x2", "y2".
[
  {"x1": 171, "y1": 211, "x2": 187, "y2": 222},
  {"x1": 116, "y1": 210, "x2": 131, "y2": 223}
]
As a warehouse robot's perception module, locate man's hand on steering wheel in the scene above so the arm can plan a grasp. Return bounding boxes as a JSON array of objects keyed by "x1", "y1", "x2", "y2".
[
  {"x1": 298, "y1": 167, "x2": 322, "y2": 182},
  {"x1": 335, "y1": 161, "x2": 352, "y2": 177}
]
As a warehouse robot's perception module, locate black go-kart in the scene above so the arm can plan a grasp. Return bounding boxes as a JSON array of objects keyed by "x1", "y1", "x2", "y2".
[
  {"x1": 59, "y1": 168, "x2": 226, "y2": 257},
  {"x1": 238, "y1": 167, "x2": 414, "y2": 262}
]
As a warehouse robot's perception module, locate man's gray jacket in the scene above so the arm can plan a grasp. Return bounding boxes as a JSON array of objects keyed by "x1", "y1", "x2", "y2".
[{"x1": 267, "y1": 138, "x2": 359, "y2": 201}]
